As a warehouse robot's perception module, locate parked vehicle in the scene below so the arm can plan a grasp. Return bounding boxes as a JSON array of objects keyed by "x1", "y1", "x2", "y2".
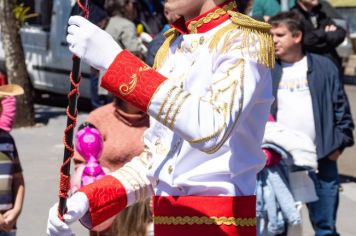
[{"x1": 0, "y1": 0, "x2": 92, "y2": 98}]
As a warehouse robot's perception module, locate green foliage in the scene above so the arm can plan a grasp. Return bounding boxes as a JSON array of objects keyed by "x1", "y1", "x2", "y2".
[{"x1": 12, "y1": 2, "x2": 38, "y2": 27}]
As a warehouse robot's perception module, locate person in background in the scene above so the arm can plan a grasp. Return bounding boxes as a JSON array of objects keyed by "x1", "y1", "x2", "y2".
[
  {"x1": 292, "y1": 0, "x2": 346, "y2": 75},
  {"x1": 269, "y1": 11, "x2": 354, "y2": 236},
  {"x1": 135, "y1": 0, "x2": 166, "y2": 36},
  {"x1": 96, "y1": 0, "x2": 149, "y2": 104},
  {"x1": 145, "y1": 6, "x2": 180, "y2": 67},
  {"x1": 0, "y1": 84, "x2": 25, "y2": 236},
  {"x1": 86, "y1": 3, "x2": 109, "y2": 109},
  {"x1": 72, "y1": 98, "x2": 151, "y2": 236},
  {"x1": 104, "y1": 0, "x2": 147, "y2": 58},
  {"x1": 252, "y1": 0, "x2": 295, "y2": 21}
]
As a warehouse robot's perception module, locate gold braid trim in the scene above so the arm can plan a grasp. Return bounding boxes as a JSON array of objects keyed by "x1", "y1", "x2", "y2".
[
  {"x1": 209, "y1": 22, "x2": 237, "y2": 51},
  {"x1": 153, "y1": 216, "x2": 256, "y2": 226},
  {"x1": 187, "y1": 1, "x2": 237, "y2": 34},
  {"x1": 227, "y1": 11, "x2": 275, "y2": 68},
  {"x1": 153, "y1": 28, "x2": 179, "y2": 70}
]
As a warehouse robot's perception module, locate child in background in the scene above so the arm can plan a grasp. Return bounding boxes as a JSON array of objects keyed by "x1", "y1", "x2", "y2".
[{"x1": 0, "y1": 84, "x2": 25, "y2": 236}]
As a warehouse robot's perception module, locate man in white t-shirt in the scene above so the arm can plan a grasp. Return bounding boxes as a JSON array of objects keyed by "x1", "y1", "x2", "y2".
[{"x1": 269, "y1": 11, "x2": 354, "y2": 236}]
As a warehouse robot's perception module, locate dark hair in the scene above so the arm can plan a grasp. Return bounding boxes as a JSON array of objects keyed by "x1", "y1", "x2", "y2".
[
  {"x1": 235, "y1": 0, "x2": 251, "y2": 14},
  {"x1": 78, "y1": 122, "x2": 96, "y2": 131},
  {"x1": 105, "y1": 0, "x2": 132, "y2": 17},
  {"x1": 269, "y1": 11, "x2": 305, "y2": 37},
  {"x1": 88, "y1": 2, "x2": 108, "y2": 25}
]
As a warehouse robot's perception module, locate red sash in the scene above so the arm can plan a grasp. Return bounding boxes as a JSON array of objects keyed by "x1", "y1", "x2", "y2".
[{"x1": 153, "y1": 195, "x2": 256, "y2": 236}]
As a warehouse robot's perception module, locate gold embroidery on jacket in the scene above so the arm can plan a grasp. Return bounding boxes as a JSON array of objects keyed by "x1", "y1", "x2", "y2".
[
  {"x1": 153, "y1": 216, "x2": 256, "y2": 226},
  {"x1": 187, "y1": 59, "x2": 244, "y2": 149},
  {"x1": 188, "y1": 1, "x2": 236, "y2": 34}
]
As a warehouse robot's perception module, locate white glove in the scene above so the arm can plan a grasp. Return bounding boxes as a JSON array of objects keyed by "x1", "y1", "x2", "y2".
[
  {"x1": 139, "y1": 32, "x2": 153, "y2": 43},
  {"x1": 47, "y1": 192, "x2": 89, "y2": 236},
  {"x1": 66, "y1": 16, "x2": 122, "y2": 71}
]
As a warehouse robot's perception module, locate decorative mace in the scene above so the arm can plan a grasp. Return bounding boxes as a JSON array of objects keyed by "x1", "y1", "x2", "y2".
[{"x1": 57, "y1": 0, "x2": 90, "y2": 220}]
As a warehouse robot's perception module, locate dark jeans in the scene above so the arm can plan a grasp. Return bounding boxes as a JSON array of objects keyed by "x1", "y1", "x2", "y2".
[
  {"x1": 90, "y1": 74, "x2": 113, "y2": 110},
  {"x1": 90, "y1": 74, "x2": 102, "y2": 109},
  {"x1": 307, "y1": 158, "x2": 340, "y2": 236}
]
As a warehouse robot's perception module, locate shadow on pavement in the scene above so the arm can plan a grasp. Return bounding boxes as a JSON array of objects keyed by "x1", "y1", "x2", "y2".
[
  {"x1": 34, "y1": 93, "x2": 92, "y2": 125},
  {"x1": 339, "y1": 174, "x2": 356, "y2": 184},
  {"x1": 343, "y1": 75, "x2": 356, "y2": 85}
]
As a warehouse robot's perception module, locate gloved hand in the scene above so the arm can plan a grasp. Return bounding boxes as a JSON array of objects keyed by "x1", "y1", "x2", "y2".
[
  {"x1": 66, "y1": 16, "x2": 122, "y2": 71},
  {"x1": 47, "y1": 192, "x2": 89, "y2": 236}
]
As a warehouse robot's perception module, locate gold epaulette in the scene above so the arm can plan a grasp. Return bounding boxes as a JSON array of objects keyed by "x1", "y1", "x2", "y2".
[
  {"x1": 153, "y1": 28, "x2": 179, "y2": 70},
  {"x1": 228, "y1": 11, "x2": 275, "y2": 68}
]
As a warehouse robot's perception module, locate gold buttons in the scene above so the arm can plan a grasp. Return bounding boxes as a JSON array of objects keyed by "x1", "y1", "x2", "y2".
[
  {"x1": 168, "y1": 165, "x2": 173, "y2": 174},
  {"x1": 199, "y1": 36, "x2": 205, "y2": 45}
]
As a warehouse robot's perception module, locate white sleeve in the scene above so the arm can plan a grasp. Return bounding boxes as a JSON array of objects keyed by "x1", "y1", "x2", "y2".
[
  {"x1": 109, "y1": 151, "x2": 154, "y2": 206},
  {"x1": 147, "y1": 48, "x2": 271, "y2": 154}
]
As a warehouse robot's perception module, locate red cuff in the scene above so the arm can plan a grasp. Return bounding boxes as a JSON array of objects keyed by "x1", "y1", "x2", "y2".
[
  {"x1": 79, "y1": 175, "x2": 127, "y2": 228},
  {"x1": 101, "y1": 50, "x2": 167, "y2": 112}
]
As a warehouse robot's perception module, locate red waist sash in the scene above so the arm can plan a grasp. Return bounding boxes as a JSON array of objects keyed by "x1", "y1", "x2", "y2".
[{"x1": 153, "y1": 195, "x2": 256, "y2": 236}]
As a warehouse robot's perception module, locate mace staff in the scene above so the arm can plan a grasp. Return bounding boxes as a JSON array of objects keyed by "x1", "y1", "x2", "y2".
[{"x1": 58, "y1": 0, "x2": 90, "y2": 219}]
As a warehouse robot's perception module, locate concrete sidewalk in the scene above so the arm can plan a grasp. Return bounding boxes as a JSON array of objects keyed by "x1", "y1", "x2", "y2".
[
  {"x1": 13, "y1": 105, "x2": 88, "y2": 235},
  {"x1": 11, "y1": 84, "x2": 356, "y2": 235}
]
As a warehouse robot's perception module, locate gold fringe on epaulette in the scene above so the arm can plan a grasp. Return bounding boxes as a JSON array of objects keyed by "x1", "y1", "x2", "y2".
[
  {"x1": 209, "y1": 11, "x2": 275, "y2": 69},
  {"x1": 209, "y1": 22, "x2": 237, "y2": 52},
  {"x1": 229, "y1": 11, "x2": 275, "y2": 68},
  {"x1": 153, "y1": 28, "x2": 179, "y2": 70}
]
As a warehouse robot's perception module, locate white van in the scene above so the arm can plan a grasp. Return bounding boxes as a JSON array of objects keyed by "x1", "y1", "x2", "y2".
[{"x1": 0, "y1": 0, "x2": 92, "y2": 98}]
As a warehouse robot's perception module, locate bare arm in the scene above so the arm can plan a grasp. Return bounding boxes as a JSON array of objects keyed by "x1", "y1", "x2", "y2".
[{"x1": 3, "y1": 172, "x2": 25, "y2": 231}]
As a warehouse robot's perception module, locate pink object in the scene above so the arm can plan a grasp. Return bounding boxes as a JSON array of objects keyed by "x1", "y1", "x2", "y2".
[
  {"x1": 263, "y1": 148, "x2": 282, "y2": 167},
  {"x1": 0, "y1": 96, "x2": 16, "y2": 132},
  {"x1": 75, "y1": 126, "x2": 105, "y2": 186}
]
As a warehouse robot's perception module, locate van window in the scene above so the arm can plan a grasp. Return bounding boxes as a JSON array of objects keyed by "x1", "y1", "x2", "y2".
[{"x1": 17, "y1": 0, "x2": 53, "y2": 31}]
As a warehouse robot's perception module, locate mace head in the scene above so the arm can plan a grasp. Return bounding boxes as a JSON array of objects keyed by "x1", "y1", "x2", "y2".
[{"x1": 75, "y1": 122, "x2": 103, "y2": 161}]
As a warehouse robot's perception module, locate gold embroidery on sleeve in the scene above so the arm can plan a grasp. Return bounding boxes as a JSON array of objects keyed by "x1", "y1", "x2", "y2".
[
  {"x1": 119, "y1": 168, "x2": 145, "y2": 201},
  {"x1": 118, "y1": 66, "x2": 150, "y2": 96},
  {"x1": 187, "y1": 59, "x2": 244, "y2": 149},
  {"x1": 124, "y1": 165, "x2": 148, "y2": 201},
  {"x1": 188, "y1": 123, "x2": 227, "y2": 144},
  {"x1": 169, "y1": 93, "x2": 191, "y2": 129},
  {"x1": 204, "y1": 61, "x2": 245, "y2": 154},
  {"x1": 116, "y1": 170, "x2": 140, "y2": 202},
  {"x1": 163, "y1": 90, "x2": 184, "y2": 126},
  {"x1": 156, "y1": 86, "x2": 179, "y2": 121}
]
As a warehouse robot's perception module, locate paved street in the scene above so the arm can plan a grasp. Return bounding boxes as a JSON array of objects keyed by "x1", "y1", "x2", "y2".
[{"x1": 11, "y1": 85, "x2": 356, "y2": 235}]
